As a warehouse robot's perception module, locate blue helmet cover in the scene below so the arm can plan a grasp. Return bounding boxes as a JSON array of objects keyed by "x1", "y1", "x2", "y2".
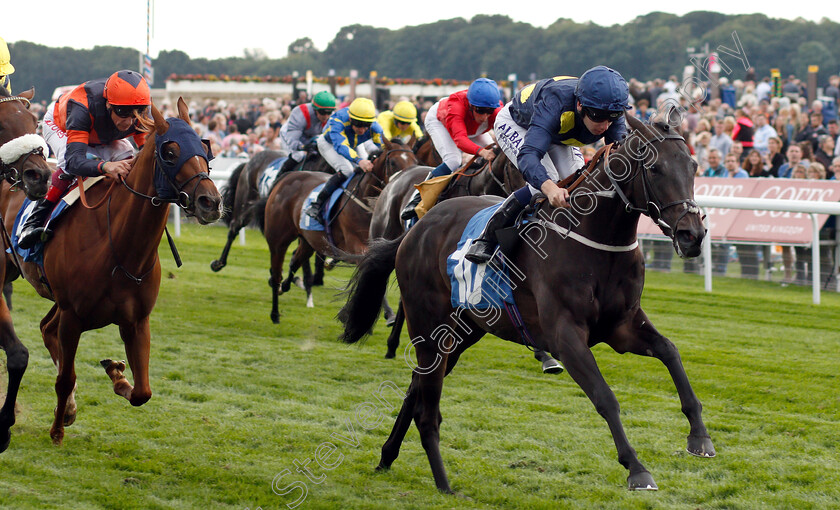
[{"x1": 575, "y1": 66, "x2": 630, "y2": 111}]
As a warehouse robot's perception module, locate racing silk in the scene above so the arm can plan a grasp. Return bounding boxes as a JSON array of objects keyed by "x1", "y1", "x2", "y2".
[
  {"x1": 436, "y1": 89, "x2": 502, "y2": 156},
  {"x1": 52, "y1": 77, "x2": 148, "y2": 177},
  {"x1": 322, "y1": 107, "x2": 384, "y2": 165},
  {"x1": 280, "y1": 103, "x2": 328, "y2": 152},
  {"x1": 505, "y1": 76, "x2": 627, "y2": 189},
  {"x1": 377, "y1": 110, "x2": 423, "y2": 141}
]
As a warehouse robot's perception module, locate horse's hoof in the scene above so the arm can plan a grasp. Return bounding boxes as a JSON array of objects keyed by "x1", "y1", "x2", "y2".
[
  {"x1": 49, "y1": 427, "x2": 64, "y2": 446},
  {"x1": 375, "y1": 462, "x2": 390, "y2": 471},
  {"x1": 294, "y1": 276, "x2": 306, "y2": 291},
  {"x1": 210, "y1": 260, "x2": 225, "y2": 272},
  {"x1": 280, "y1": 281, "x2": 291, "y2": 293},
  {"x1": 627, "y1": 471, "x2": 658, "y2": 491},
  {"x1": 384, "y1": 351, "x2": 396, "y2": 359},
  {"x1": 384, "y1": 315, "x2": 396, "y2": 327},
  {"x1": 312, "y1": 277, "x2": 324, "y2": 286},
  {"x1": 687, "y1": 435, "x2": 716, "y2": 458},
  {"x1": 64, "y1": 410, "x2": 76, "y2": 427},
  {"x1": 270, "y1": 313, "x2": 280, "y2": 324},
  {"x1": 324, "y1": 258, "x2": 336, "y2": 270},
  {"x1": 0, "y1": 429, "x2": 10, "y2": 453},
  {"x1": 542, "y1": 358, "x2": 564, "y2": 374}
]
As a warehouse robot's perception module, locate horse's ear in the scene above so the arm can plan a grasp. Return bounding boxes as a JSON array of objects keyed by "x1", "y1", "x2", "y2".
[
  {"x1": 383, "y1": 136, "x2": 394, "y2": 150},
  {"x1": 20, "y1": 88, "x2": 35, "y2": 100},
  {"x1": 176, "y1": 97, "x2": 190, "y2": 122},
  {"x1": 625, "y1": 112, "x2": 644, "y2": 132},
  {"x1": 150, "y1": 101, "x2": 169, "y2": 136}
]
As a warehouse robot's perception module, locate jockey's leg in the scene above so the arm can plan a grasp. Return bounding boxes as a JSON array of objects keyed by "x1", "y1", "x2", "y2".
[
  {"x1": 17, "y1": 169, "x2": 73, "y2": 249},
  {"x1": 305, "y1": 170, "x2": 350, "y2": 222},
  {"x1": 464, "y1": 186, "x2": 532, "y2": 264}
]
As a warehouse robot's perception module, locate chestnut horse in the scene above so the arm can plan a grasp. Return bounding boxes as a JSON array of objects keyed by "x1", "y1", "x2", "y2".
[
  {"x1": 17, "y1": 98, "x2": 222, "y2": 445},
  {"x1": 255, "y1": 137, "x2": 418, "y2": 324},
  {"x1": 210, "y1": 149, "x2": 330, "y2": 274},
  {"x1": 339, "y1": 115, "x2": 715, "y2": 492},
  {"x1": 0, "y1": 88, "x2": 53, "y2": 452},
  {"x1": 412, "y1": 135, "x2": 442, "y2": 167}
]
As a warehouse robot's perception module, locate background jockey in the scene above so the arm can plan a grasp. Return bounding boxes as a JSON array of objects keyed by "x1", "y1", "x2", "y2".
[
  {"x1": 377, "y1": 100, "x2": 423, "y2": 143},
  {"x1": 0, "y1": 37, "x2": 14, "y2": 94},
  {"x1": 465, "y1": 66, "x2": 630, "y2": 263},
  {"x1": 18, "y1": 70, "x2": 151, "y2": 249},
  {"x1": 305, "y1": 97, "x2": 384, "y2": 222},
  {"x1": 278, "y1": 90, "x2": 336, "y2": 173},
  {"x1": 401, "y1": 78, "x2": 503, "y2": 221}
]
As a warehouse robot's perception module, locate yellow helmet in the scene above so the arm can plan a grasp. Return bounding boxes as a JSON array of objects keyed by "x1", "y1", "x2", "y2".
[
  {"x1": 0, "y1": 37, "x2": 14, "y2": 75},
  {"x1": 348, "y1": 98, "x2": 376, "y2": 123},
  {"x1": 393, "y1": 101, "x2": 417, "y2": 123}
]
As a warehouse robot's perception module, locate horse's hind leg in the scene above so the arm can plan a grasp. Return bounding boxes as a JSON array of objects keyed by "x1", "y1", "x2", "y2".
[
  {"x1": 609, "y1": 309, "x2": 715, "y2": 459},
  {"x1": 102, "y1": 317, "x2": 152, "y2": 407},
  {"x1": 0, "y1": 304, "x2": 28, "y2": 453},
  {"x1": 384, "y1": 299, "x2": 405, "y2": 359},
  {"x1": 210, "y1": 224, "x2": 240, "y2": 272},
  {"x1": 291, "y1": 242, "x2": 316, "y2": 308},
  {"x1": 48, "y1": 309, "x2": 83, "y2": 445},
  {"x1": 40, "y1": 305, "x2": 77, "y2": 427}
]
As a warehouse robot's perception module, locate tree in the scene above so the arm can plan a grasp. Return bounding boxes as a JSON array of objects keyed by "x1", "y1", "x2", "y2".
[{"x1": 288, "y1": 38, "x2": 318, "y2": 57}]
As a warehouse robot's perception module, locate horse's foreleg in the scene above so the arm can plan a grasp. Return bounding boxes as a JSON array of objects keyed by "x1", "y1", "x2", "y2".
[
  {"x1": 40, "y1": 305, "x2": 77, "y2": 428},
  {"x1": 412, "y1": 348, "x2": 451, "y2": 493},
  {"x1": 111, "y1": 317, "x2": 152, "y2": 407},
  {"x1": 378, "y1": 375, "x2": 418, "y2": 470},
  {"x1": 299, "y1": 255, "x2": 314, "y2": 309},
  {"x1": 555, "y1": 333, "x2": 657, "y2": 490},
  {"x1": 610, "y1": 310, "x2": 715, "y2": 459},
  {"x1": 0, "y1": 306, "x2": 27, "y2": 453},
  {"x1": 49, "y1": 310, "x2": 82, "y2": 446},
  {"x1": 268, "y1": 241, "x2": 289, "y2": 324},
  {"x1": 210, "y1": 225, "x2": 240, "y2": 272}
]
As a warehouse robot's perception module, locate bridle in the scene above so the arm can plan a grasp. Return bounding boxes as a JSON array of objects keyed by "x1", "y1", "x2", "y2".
[
  {"x1": 0, "y1": 95, "x2": 49, "y2": 194},
  {"x1": 602, "y1": 125, "x2": 701, "y2": 242}
]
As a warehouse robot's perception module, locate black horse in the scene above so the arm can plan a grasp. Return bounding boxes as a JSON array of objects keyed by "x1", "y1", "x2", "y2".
[
  {"x1": 210, "y1": 150, "x2": 330, "y2": 279},
  {"x1": 339, "y1": 114, "x2": 715, "y2": 492}
]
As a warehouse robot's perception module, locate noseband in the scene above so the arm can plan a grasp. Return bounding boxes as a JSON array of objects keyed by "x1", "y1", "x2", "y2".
[{"x1": 604, "y1": 128, "x2": 701, "y2": 241}]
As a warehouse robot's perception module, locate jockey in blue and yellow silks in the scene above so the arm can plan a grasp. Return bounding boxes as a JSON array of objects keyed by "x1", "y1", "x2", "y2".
[
  {"x1": 305, "y1": 97, "x2": 384, "y2": 221},
  {"x1": 464, "y1": 66, "x2": 631, "y2": 263}
]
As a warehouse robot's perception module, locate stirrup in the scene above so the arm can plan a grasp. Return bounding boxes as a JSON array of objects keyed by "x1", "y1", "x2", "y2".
[
  {"x1": 18, "y1": 227, "x2": 52, "y2": 250},
  {"x1": 464, "y1": 239, "x2": 495, "y2": 264},
  {"x1": 305, "y1": 204, "x2": 321, "y2": 221}
]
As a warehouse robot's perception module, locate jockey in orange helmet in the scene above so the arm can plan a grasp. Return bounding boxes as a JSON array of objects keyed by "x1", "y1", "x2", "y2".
[{"x1": 18, "y1": 70, "x2": 151, "y2": 248}]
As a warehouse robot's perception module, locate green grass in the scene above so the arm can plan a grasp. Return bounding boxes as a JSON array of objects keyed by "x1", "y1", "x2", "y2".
[{"x1": 1, "y1": 223, "x2": 839, "y2": 509}]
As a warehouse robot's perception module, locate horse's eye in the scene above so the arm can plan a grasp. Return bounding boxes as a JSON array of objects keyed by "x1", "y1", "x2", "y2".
[{"x1": 162, "y1": 142, "x2": 179, "y2": 163}]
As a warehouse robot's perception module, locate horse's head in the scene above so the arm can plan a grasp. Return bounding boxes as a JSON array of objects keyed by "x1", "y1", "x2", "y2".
[
  {"x1": 372, "y1": 137, "x2": 420, "y2": 185},
  {"x1": 0, "y1": 88, "x2": 52, "y2": 199},
  {"x1": 614, "y1": 113, "x2": 705, "y2": 257},
  {"x1": 147, "y1": 98, "x2": 222, "y2": 224}
]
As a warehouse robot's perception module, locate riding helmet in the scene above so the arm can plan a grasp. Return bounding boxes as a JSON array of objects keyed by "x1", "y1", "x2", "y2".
[
  {"x1": 575, "y1": 66, "x2": 630, "y2": 112},
  {"x1": 393, "y1": 101, "x2": 417, "y2": 123},
  {"x1": 467, "y1": 78, "x2": 501, "y2": 108},
  {"x1": 348, "y1": 98, "x2": 376, "y2": 123},
  {"x1": 104, "y1": 70, "x2": 151, "y2": 106}
]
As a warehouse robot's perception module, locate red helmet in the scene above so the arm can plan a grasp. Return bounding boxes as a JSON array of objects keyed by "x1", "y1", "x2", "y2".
[{"x1": 104, "y1": 70, "x2": 151, "y2": 106}]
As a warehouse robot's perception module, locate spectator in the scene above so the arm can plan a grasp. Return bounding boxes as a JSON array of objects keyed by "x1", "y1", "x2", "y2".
[
  {"x1": 710, "y1": 119, "x2": 732, "y2": 158},
  {"x1": 777, "y1": 144, "x2": 807, "y2": 178},
  {"x1": 724, "y1": 153, "x2": 749, "y2": 178},
  {"x1": 729, "y1": 140, "x2": 744, "y2": 163},
  {"x1": 766, "y1": 136, "x2": 786, "y2": 177},
  {"x1": 693, "y1": 131, "x2": 712, "y2": 171},
  {"x1": 814, "y1": 135, "x2": 835, "y2": 176},
  {"x1": 702, "y1": 148, "x2": 726, "y2": 177},
  {"x1": 797, "y1": 140, "x2": 814, "y2": 163},
  {"x1": 743, "y1": 149, "x2": 770, "y2": 177},
  {"x1": 830, "y1": 157, "x2": 840, "y2": 180},
  {"x1": 793, "y1": 162, "x2": 836, "y2": 285},
  {"x1": 752, "y1": 113, "x2": 776, "y2": 156},
  {"x1": 732, "y1": 109, "x2": 755, "y2": 154},
  {"x1": 795, "y1": 111, "x2": 827, "y2": 153},
  {"x1": 634, "y1": 98, "x2": 652, "y2": 122}
]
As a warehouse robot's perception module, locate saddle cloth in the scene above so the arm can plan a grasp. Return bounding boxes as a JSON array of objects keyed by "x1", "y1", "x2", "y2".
[
  {"x1": 298, "y1": 173, "x2": 354, "y2": 231},
  {"x1": 446, "y1": 203, "x2": 516, "y2": 310},
  {"x1": 257, "y1": 157, "x2": 286, "y2": 198},
  {"x1": 10, "y1": 176, "x2": 106, "y2": 263}
]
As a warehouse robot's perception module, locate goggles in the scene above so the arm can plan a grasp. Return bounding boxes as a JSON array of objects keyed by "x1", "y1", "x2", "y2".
[
  {"x1": 314, "y1": 108, "x2": 334, "y2": 116},
  {"x1": 471, "y1": 106, "x2": 496, "y2": 115},
  {"x1": 581, "y1": 106, "x2": 623, "y2": 123},
  {"x1": 350, "y1": 118, "x2": 372, "y2": 129},
  {"x1": 111, "y1": 104, "x2": 147, "y2": 118}
]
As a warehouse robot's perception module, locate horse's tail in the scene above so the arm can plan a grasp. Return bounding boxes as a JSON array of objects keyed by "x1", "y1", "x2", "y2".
[
  {"x1": 220, "y1": 162, "x2": 247, "y2": 226},
  {"x1": 249, "y1": 196, "x2": 269, "y2": 233},
  {"x1": 337, "y1": 233, "x2": 406, "y2": 344}
]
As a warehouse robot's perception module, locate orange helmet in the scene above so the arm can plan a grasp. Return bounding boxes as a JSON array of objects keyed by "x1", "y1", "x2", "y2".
[{"x1": 104, "y1": 70, "x2": 151, "y2": 106}]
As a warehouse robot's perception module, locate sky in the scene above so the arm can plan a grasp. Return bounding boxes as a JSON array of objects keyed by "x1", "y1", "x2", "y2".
[{"x1": 3, "y1": 2, "x2": 836, "y2": 61}]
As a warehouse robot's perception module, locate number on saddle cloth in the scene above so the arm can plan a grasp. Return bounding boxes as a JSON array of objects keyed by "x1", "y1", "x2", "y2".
[
  {"x1": 446, "y1": 203, "x2": 517, "y2": 310},
  {"x1": 298, "y1": 173, "x2": 354, "y2": 231},
  {"x1": 257, "y1": 157, "x2": 286, "y2": 198}
]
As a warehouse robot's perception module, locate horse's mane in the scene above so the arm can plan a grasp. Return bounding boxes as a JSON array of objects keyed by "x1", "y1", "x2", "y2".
[{"x1": 134, "y1": 111, "x2": 155, "y2": 133}]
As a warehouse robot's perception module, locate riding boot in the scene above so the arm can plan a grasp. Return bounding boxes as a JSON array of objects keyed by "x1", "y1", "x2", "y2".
[
  {"x1": 279, "y1": 155, "x2": 299, "y2": 174},
  {"x1": 464, "y1": 195, "x2": 525, "y2": 264},
  {"x1": 400, "y1": 171, "x2": 433, "y2": 220},
  {"x1": 305, "y1": 172, "x2": 345, "y2": 222},
  {"x1": 17, "y1": 198, "x2": 58, "y2": 249}
]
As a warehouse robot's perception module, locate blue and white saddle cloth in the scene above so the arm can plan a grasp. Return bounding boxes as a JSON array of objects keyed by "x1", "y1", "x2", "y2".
[
  {"x1": 299, "y1": 174, "x2": 354, "y2": 231},
  {"x1": 447, "y1": 203, "x2": 517, "y2": 310},
  {"x1": 257, "y1": 157, "x2": 286, "y2": 198}
]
